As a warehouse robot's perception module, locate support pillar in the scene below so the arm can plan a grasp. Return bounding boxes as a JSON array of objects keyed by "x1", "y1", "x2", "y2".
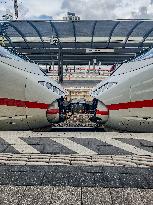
[{"x1": 58, "y1": 47, "x2": 63, "y2": 83}]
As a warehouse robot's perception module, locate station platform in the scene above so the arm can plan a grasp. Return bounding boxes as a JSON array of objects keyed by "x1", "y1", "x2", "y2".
[{"x1": 0, "y1": 131, "x2": 152, "y2": 204}]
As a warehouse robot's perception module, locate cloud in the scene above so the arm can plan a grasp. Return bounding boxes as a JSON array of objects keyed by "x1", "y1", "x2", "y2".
[
  {"x1": 0, "y1": 0, "x2": 29, "y2": 19},
  {"x1": 60, "y1": 0, "x2": 153, "y2": 20},
  {"x1": 61, "y1": 0, "x2": 119, "y2": 20},
  {"x1": 0, "y1": 0, "x2": 13, "y2": 17},
  {"x1": 22, "y1": 0, "x2": 63, "y2": 19},
  {"x1": 131, "y1": 6, "x2": 153, "y2": 19},
  {"x1": 0, "y1": 0, "x2": 153, "y2": 20},
  {"x1": 28, "y1": 15, "x2": 53, "y2": 20}
]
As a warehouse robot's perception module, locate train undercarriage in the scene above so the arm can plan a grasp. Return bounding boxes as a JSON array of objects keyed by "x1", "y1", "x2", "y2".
[{"x1": 61, "y1": 98, "x2": 105, "y2": 127}]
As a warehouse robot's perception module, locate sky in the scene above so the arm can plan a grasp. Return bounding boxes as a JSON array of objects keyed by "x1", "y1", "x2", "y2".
[{"x1": 0, "y1": 0, "x2": 153, "y2": 20}]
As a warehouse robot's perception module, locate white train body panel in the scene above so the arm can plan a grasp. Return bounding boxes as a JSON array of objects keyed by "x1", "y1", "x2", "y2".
[
  {"x1": 0, "y1": 46, "x2": 65, "y2": 130},
  {"x1": 91, "y1": 49, "x2": 153, "y2": 132}
]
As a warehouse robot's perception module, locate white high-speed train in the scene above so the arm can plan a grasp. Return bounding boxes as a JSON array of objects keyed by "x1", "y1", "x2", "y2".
[
  {"x1": 0, "y1": 46, "x2": 66, "y2": 130},
  {"x1": 91, "y1": 48, "x2": 153, "y2": 132}
]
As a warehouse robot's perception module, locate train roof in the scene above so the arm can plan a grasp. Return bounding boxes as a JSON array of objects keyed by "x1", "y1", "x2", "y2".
[{"x1": 1, "y1": 20, "x2": 153, "y2": 65}]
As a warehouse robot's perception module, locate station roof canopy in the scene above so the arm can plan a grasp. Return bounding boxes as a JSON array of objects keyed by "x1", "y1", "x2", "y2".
[{"x1": 1, "y1": 19, "x2": 153, "y2": 65}]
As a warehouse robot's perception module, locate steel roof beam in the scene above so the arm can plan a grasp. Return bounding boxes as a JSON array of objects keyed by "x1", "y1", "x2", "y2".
[
  {"x1": 107, "y1": 21, "x2": 120, "y2": 48},
  {"x1": 7, "y1": 22, "x2": 30, "y2": 48},
  {"x1": 123, "y1": 21, "x2": 144, "y2": 48},
  {"x1": 3, "y1": 34, "x2": 14, "y2": 48},
  {"x1": 139, "y1": 26, "x2": 153, "y2": 48},
  {"x1": 49, "y1": 21, "x2": 61, "y2": 47},
  {"x1": 72, "y1": 21, "x2": 76, "y2": 49},
  {"x1": 27, "y1": 21, "x2": 45, "y2": 48},
  {"x1": 91, "y1": 21, "x2": 97, "y2": 48}
]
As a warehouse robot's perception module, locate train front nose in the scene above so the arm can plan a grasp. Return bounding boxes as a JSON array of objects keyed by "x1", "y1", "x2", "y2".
[
  {"x1": 46, "y1": 98, "x2": 66, "y2": 123},
  {"x1": 90, "y1": 99, "x2": 109, "y2": 124}
]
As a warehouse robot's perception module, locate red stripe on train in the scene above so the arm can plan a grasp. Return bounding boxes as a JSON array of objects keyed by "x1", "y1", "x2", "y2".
[
  {"x1": 47, "y1": 109, "x2": 59, "y2": 114},
  {"x1": 0, "y1": 98, "x2": 49, "y2": 109},
  {"x1": 107, "y1": 99, "x2": 153, "y2": 110},
  {"x1": 1, "y1": 98, "x2": 153, "y2": 111},
  {"x1": 96, "y1": 110, "x2": 109, "y2": 115},
  {"x1": 96, "y1": 99, "x2": 153, "y2": 115}
]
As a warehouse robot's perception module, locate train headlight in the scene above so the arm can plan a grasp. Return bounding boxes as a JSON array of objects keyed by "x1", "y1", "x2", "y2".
[{"x1": 46, "y1": 100, "x2": 60, "y2": 123}]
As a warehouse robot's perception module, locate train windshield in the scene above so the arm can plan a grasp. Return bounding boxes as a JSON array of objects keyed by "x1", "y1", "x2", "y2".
[
  {"x1": 0, "y1": 46, "x2": 25, "y2": 61},
  {"x1": 135, "y1": 48, "x2": 153, "y2": 61}
]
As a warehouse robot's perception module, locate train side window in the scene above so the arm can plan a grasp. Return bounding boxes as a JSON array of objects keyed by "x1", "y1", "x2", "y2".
[
  {"x1": 53, "y1": 86, "x2": 56, "y2": 92},
  {"x1": 59, "y1": 90, "x2": 64, "y2": 95},
  {"x1": 53, "y1": 86, "x2": 59, "y2": 94},
  {"x1": 38, "y1": 81, "x2": 45, "y2": 86},
  {"x1": 46, "y1": 82, "x2": 53, "y2": 90}
]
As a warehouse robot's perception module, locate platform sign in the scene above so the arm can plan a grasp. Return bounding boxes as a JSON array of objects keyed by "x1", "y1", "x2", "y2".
[
  {"x1": 50, "y1": 36, "x2": 58, "y2": 45},
  {"x1": 86, "y1": 48, "x2": 114, "y2": 53}
]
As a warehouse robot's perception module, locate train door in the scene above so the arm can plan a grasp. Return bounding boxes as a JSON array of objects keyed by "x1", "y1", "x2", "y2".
[{"x1": 25, "y1": 75, "x2": 50, "y2": 130}]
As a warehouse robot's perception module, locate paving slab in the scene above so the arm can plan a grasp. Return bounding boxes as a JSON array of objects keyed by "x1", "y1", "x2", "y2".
[
  {"x1": 118, "y1": 138, "x2": 153, "y2": 153},
  {"x1": 0, "y1": 131, "x2": 152, "y2": 204},
  {"x1": 82, "y1": 188, "x2": 112, "y2": 205},
  {"x1": 0, "y1": 131, "x2": 153, "y2": 156},
  {"x1": 51, "y1": 187, "x2": 81, "y2": 205},
  {"x1": 70, "y1": 137, "x2": 132, "y2": 155},
  {"x1": 18, "y1": 186, "x2": 49, "y2": 205},
  {"x1": 42, "y1": 172, "x2": 70, "y2": 186},
  {"x1": 119, "y1": 174, "x2": 149, "y2": 189},
  {"x1": 22, "y1": 137, "x2": 76, "y2": 154},
  {"x1": 0, "y1": 186, "x2": 26, "y2": 205},
  {"x1": 94, "y1": 172, "x2": 121, "y2": 188},
  {"x1": 0, "y1": 186, "x2": 82, "y2": 205},
  {"x1": 0, "y1": 165, "x2": 152, "y2": 188},
  {"x1": 110, "y1": 188, "x2": 144, "y2": 205},
  {"x1": 0, "y1": 186, "x2": 152, "y2": 205},
  {"x1": 139, "y1": 189, "x2": 153, "y2": 205}
]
